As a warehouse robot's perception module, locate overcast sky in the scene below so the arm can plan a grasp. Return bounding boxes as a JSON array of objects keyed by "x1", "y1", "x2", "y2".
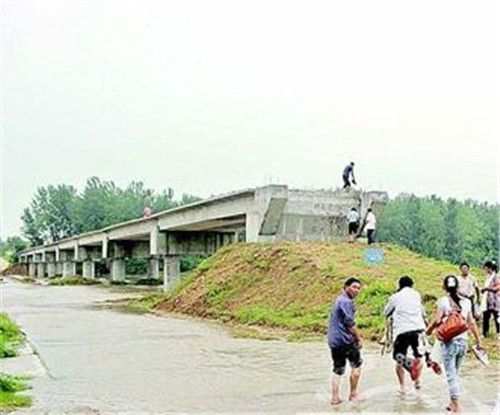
[{"x1": 1, "y1": 0, "x2": 498, "y2": 238}]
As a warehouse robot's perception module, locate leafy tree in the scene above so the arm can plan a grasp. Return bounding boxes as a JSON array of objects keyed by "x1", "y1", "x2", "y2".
[
  {"x1": 20, "y1": 177, "x2": 201, "y2": 246},
  {"x1": 0, "y1": 237, "x2": 29, "y2": 263},
  {"x1": 417, "y1": 196, "x2": 446, "y2": 258},
  {"x1": 20, "y1": 208, "x2": 43, "y2": 246},
  {"x1": 21, "y1": 185, "x2": 78, "y2": 244},
  {"x1": 378, "y1": 193, "x2": 499, "y2": 267}
]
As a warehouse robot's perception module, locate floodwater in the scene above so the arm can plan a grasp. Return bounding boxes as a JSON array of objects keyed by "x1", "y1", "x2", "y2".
[{"x1": 1, "y1": 279, "x2": 498, "y2": 414}]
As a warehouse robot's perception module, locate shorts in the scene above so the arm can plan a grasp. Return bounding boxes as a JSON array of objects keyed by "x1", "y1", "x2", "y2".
[
  {"x1": 330, "y1": 344, "x2": 363, "y2": 375},
  {"x1": 348, "y1": 222, "x2": 358, "y2": 234},
  {"x1": 392, "y1": 330, "x2": 423, "y2": 361}
]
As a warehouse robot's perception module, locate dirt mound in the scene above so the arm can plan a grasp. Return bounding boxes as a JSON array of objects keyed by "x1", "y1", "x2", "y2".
[
  {"x1": 1, "y1": 263, "x2": 25, "y2": 276},
  {"x1": 154, "y1": 242, "x2": 467, "y2": 339}
]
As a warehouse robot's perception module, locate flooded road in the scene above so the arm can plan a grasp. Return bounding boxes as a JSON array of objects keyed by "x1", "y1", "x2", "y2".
[{"x1": 2, "y1": 279, "x2": 498, "y2": 414}]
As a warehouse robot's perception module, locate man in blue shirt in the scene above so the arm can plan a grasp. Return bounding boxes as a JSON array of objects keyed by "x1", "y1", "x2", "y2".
[
  {"x1": 327, "y1": 277, "x2": 363, "y2": 405},
  {"x1": 342, "y1": 162, "x2": 357, "y2": 189}
]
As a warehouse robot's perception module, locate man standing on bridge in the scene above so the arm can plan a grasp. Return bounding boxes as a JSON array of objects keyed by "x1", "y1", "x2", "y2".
[{"x1": 342, "y1": 162, "x2": 357, "y2": 189}]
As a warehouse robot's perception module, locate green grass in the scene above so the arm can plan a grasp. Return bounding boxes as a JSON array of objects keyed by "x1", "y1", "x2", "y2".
[
  {"x1": 0, "y1": 316, "x2": 32, "y2": 412},
  {"x1": 130, "y1": 242, "x2": 497, "y2": 360},
  {"x1": 48, "y1": 276, "x2": 100, "y2": 286},
  {"x1": 125, "y1": 293, "x2": 166, "y2": 313},
  {"x1": 0, "y1": 314, "x2": 24, "y2": 358},
  {"x1": 0, "y1": 373, "x2": 32, "y2": 412}
]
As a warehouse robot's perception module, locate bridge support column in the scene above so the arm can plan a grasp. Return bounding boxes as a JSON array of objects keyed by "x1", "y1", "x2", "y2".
[
  {"x1": 148, "y1": 258, "x2": 160, "y2": 279},
  {"x1": 110, "y1": 242, "x2": 126, "y2": 282},
  {"x1": 36, "y1": 263, "x2": 45, "y2": 278},
  {"x1": 163, "y1": 255, "x2": 180, "y2": 292},
  {"x1": 47, "y1": 262, "x2": 56, "y2": 278},
  {"x1": 111, "y1": 260, "x2": 125, "y2": 282},
  {"x1": 62, "y1": 262, "x2": 76, "y2": 277},
  {"x1": 28, "y1": 263, "x2": 36, "y2": 277},
  {"x1": 83, "y1": 261, "x2": 95, "y2": 279}
]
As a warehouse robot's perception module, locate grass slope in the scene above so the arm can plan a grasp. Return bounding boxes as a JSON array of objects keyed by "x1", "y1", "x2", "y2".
[
  {"x1": 138, "y1": 242, "x2": 496, "y2": 356},
  {"x1": 0, "y1": 314, "x2": 32, "y2": 412},
  {"x1": 0, "y1": 313, "x2": 25, "y2": 358}
]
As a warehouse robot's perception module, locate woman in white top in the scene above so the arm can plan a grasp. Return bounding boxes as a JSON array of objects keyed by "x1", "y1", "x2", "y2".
[{"x1": 426, "y1": 275, "x2": 482, "y2": 414}]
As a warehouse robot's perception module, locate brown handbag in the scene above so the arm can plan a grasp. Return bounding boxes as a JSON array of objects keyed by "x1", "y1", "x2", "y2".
[{"x1": 437, "y1": 299, "x2": 468, "y2": 342}]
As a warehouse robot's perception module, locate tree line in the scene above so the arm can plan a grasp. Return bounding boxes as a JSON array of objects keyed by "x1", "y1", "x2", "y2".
[
  {"x1": 377, "y1": 194, "x2": 499, "y2": 266},
  {"x1": 2, "y1": 182, "x2": 498, "y2": 268},
  {"x1": 19, "y1": 177, "x2": 200, "y2": 246}
]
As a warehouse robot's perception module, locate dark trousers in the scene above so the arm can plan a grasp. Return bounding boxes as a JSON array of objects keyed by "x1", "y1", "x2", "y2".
[
  {"x1": 342, "y1": 175, "x2": 351, "y2": 189},
  {"x1": 367, "y1": 229, "x2": 376, "y2": 244},
  {"x1": 482, "y1": 310, "x2": 500, "y2": 337}
]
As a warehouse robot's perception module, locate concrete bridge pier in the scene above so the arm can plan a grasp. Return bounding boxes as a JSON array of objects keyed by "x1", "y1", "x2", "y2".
[
  {"x1": 148, "y1": 257, "x2": 160, "y2": 279},
  {"x1": 76, "y1": 246, "x2": 96, "y2": 279},
  {"x1": 55, "y1": 262, "x2": 63, "y2": 276},
  {"x1": 110, "y1": 242, "x2": 126, "y2": 282},
  {"x1": 59, "y1": 247, "x2": 78, "y2": 277},
  {"x1": 111, "y1": 260, "x2": 125, "y2": 282},
  {"x1": 28, "y1": 263, "x2": 36, "y2": 277},
  {"x1": 163, "y1": 255, "x2": 180, "y2": 291},
  {"x1": 47, "y1": 262, "x2": 56, "y2": 278},
  {"x1": 45, "y1": 252, "x2": 56, "y2": 278},
  {"x1": 83, "y1": 261, "x2": 95, "y2": 279},
  {"x1": 36, "y1": 263, "x2": 45, "y2": 278},
  {"x1": 62, "y1": 262, "x2": 76, "y2": 277}
]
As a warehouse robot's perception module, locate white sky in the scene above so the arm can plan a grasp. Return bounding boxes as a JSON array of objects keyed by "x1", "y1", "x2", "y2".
[{"x1": 1, "y1": 0, "x2": 498, "y2": 238}]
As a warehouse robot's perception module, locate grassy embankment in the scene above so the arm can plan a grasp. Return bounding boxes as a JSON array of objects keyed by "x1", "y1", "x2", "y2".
[
  {"x1": 128, "y1": 242, "x2": 498, "y2": 359},
  {"x1": 0, "y1": 313, "x2": 32, "y2": 412},
  {"x1": 47, "y1": 276, "x2": 100, "y2": 286}
]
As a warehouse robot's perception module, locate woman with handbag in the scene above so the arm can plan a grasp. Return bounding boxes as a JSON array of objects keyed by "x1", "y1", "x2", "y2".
[{"x1": 426, "y1": 275, "x2": 482, "y2": 414}]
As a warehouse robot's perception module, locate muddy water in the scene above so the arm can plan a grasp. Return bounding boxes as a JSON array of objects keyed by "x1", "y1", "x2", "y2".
[{"x1": 2, "y1": 279, "x2": 498, "y2": 414}]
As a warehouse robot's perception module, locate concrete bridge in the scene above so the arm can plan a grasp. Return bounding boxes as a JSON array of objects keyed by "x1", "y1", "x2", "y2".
[{"x1": 18, "y1": 185, "x2": 388, "y2": 290}]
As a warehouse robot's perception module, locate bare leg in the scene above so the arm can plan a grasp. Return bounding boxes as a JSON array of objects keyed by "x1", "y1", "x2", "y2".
[
  {"x1": 349, "y1": 367, "x2": 363, "y2": 402},
  {"x1": 413, "y1": 359, "x2": 423, "y2": 389},
  {"x1": 447, "y1": 397, "x2": 459, "y2": 413},
  {"x1": 331, "y1": 374, "x2": 343, "y2": 405},
  {"x1": 395, "y1": 364, "x2": 405, "y2": 394}
]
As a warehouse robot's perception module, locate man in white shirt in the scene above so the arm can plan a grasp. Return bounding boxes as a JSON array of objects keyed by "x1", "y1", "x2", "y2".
[
  {"x1": 457, "y1": 261, "x2": 480, "y2": 319},
  {"x1": 383, "y1": 276, "x2": 426, "y2": 393},
  {"x1": 364, "y1": 208, "x2": 377, "y2": 245}
]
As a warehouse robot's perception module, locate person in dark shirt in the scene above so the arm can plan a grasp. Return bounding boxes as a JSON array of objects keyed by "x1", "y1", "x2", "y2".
[
  {"x1": 342, "y1": 162, "x2": 357, "y2": 189},
  {"x1": 327, "y1": 277, "x2": 363, "y2": 405}
]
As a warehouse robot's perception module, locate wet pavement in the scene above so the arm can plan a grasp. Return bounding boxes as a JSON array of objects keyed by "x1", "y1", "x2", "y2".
[{"x1": 1, "y1": 279, "x2": 498, "y2": 414}]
